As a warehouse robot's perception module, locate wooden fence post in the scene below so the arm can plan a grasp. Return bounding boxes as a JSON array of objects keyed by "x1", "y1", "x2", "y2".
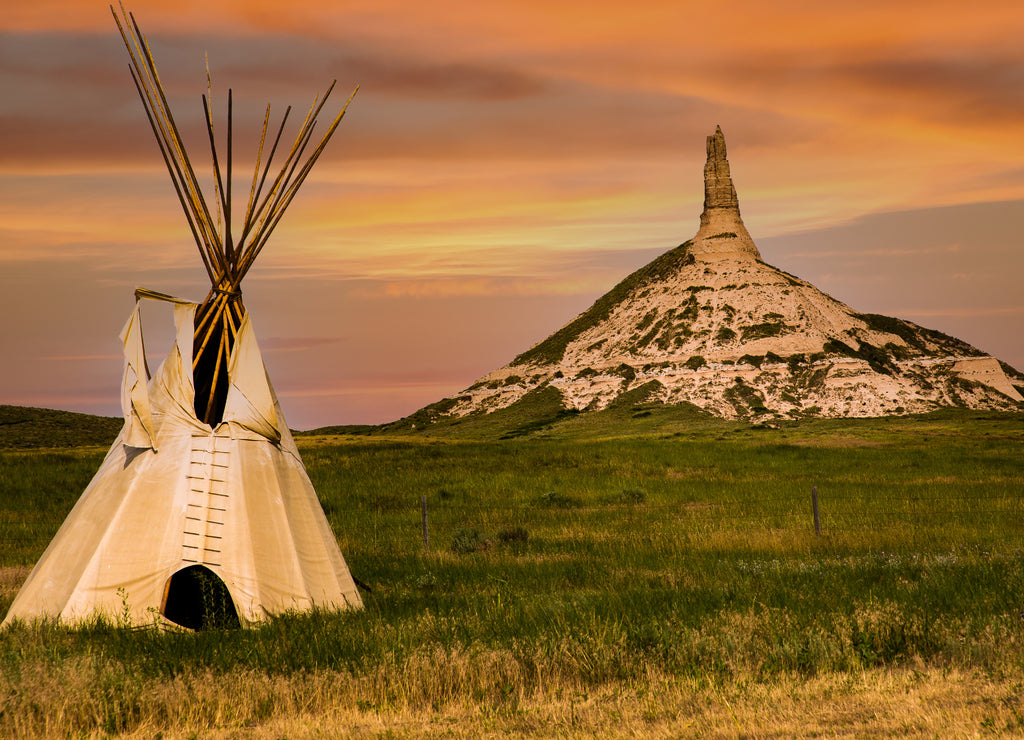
[
  {"x1": 811, "y1": 485, "x2": 821, "y2": 536},
  {"x1": 421, "y1": 495, "x2": 429, "y2": 548}
]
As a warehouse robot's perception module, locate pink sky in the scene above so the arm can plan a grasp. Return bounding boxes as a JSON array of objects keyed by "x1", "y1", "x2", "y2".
[{"x1": 1, "y1": 1, "x2": 1023, "y2": 427}]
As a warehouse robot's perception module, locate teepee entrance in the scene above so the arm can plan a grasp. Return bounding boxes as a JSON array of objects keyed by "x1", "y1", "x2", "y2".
[{"x1": 162, "y1": 565, "x2": 240, "y2": 631}]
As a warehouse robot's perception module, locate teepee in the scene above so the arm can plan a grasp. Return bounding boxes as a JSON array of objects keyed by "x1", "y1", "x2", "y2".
[{"x1": 2, "y1": 7, "x2": 362, "y2": 628}]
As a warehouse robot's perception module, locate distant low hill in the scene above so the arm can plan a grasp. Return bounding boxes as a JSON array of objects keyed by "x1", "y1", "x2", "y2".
[
  {"x1": 7, "y1": 402, "x2": 1022, "y2": 449},
  {"x1": 303, "y1": 392, "x2": 1024, "y2": 443},
  {"x1": 0, "y1": 406, "x2": 122, "y2": 449}
]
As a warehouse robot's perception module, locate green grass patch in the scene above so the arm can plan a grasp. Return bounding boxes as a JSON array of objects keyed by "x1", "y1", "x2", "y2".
[{"x1": 2, "y1": 410, "x2": 1023, "y2": 737}]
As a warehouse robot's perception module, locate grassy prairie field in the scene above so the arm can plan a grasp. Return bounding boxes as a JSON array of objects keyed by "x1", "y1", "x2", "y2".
[{"x1": 1, "y1": 408, "x2": 1023, "y2": 737}]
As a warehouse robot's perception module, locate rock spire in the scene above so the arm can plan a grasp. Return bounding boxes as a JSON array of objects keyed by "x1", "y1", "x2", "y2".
[
  {"x1": 690, "y1": 125, "x2": 761, "y2": 261},
  {"x1": 702, "y1": 125, "x2": 739, "y2": 213}
]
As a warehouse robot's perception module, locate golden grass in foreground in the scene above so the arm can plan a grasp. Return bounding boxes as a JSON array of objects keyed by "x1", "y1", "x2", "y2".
[{"x1": 6, "y1": 662, "x2": 1021, "y2": 739}]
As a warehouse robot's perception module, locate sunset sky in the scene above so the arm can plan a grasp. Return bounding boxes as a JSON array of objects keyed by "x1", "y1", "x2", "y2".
[{"x1": 2, "y1": 1, "x2": 1023, "y2": 428}]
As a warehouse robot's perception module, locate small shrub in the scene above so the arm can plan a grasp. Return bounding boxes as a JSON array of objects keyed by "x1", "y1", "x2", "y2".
[
  {"x1": 611, "y1": 364, "x2": 637, "y2": 382},
  {"x1": 786, "y1": 354, "x2": 807, "y2": 373},
  {"x1": 800, "y1": 367, "x2": 830, "y2": 390},
  {"x1": 685, "y1": 355, "x2": 707, "y2": 371},
  {"x1": 497, "y1": 526, "x2": 529, "y2": 547},
  {"x1": 724, "y1": 378, "x2": 770, "y2": 416},
  {"x1": 680, "y1": 295, "x2": 699, "y2": 321},
  {"x1": 410, "y1": 572, "x2": 438, "y2": 590},
  {"x1": 451, "y1": 528, "x2": 491, "y2": 554},
  {"x1": 538, "y1": 491, "x2": 579, "y2": 508},
  {"x1": 618, "y1": 488, "x2": 646, "y2": 504},
  {"x1": 643, "y1": 361, "x2": 672, "y2": 372},
  {"x1": 636, "y1": 309, "x2": 658, "y2": 333}
]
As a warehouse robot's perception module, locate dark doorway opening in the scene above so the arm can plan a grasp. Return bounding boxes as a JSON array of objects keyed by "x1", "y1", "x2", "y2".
[{"x1": 162, "y1": 565, "x2": 241, "y2": 630}]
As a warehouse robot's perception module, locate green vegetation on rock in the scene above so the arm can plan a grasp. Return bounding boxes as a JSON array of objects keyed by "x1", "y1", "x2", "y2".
[
  {"x1": 512, "y1": 241, "x2": 693, "y2": 366},
  {"x1": 740, "y1": 321, "x2": 790, "y2": 341},
  {"x1": 715, "y1": 326, "x2": 736, "y2": 342},
  {"x1": 724, "y1": 377, "x2": 770, "y2": 417},
  {"x1": 857, "y1": 313, "x2": 983, "y2": 357},
  {"x1": 611, "y1": 364, "x2": 637, "y2": 383}
]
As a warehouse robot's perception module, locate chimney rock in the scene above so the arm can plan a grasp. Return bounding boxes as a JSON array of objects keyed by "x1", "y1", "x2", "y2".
[
  {"x1": 691, "y1": 125, "x2": 761, "y2": 261},
  {"x1": 702, "y1": 125, "x2": 739, "y2": 212}
]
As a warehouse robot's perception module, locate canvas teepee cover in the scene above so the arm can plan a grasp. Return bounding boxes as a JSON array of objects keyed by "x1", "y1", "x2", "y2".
[
  {"x1": 2, "y1": 8, "x2": 361, "y2": 628},
  {"x1": 3, "y1": 295, "x2": 362, "y2": 627}
]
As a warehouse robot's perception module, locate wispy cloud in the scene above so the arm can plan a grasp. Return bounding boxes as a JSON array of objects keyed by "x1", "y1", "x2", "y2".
[
  {"x1": 379, "y1": 275, "x2": 603, "y2": 298},
  {"x1": 259, "y1": 337, "x2": 340, "y2": 353},
  {"x1": 783, "y1": 243, "x2": 964, "y2": 260},
  {"x1": 895, "y1": 306, "x2": 1024, "y2": 319},
  {"x1": 41, "y1": 354, "x2": 121, "y2": 361}
]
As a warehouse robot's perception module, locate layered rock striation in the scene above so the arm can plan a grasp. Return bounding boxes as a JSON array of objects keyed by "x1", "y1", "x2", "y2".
[{"x1": 425, "y1": 127, "x2": 1024, "y2": 423}]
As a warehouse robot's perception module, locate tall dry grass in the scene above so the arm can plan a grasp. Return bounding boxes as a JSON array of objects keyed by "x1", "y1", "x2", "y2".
[{"x1": 5, "y1": 656, "x2": 1023, "y2": 738}]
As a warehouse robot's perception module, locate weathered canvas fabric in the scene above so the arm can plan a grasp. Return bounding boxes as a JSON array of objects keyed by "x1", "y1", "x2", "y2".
[{"x1": 3, "y1": 297, "x2": 362, "y2": 627}]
